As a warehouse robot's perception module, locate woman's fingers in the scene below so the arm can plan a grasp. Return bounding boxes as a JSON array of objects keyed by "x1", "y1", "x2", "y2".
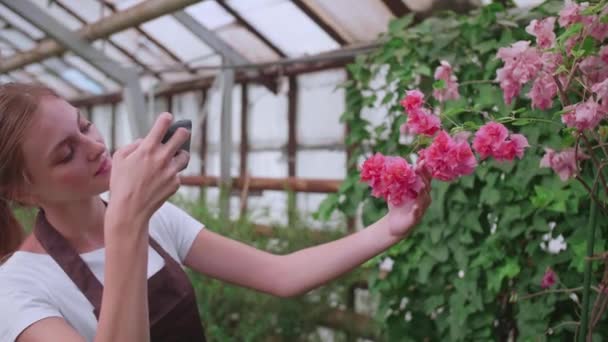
[
  {"x1": 162, "y1": 128, "x2": 190, "y2": 161},
  {"x1": 170, "y1": 150, "x2": 190, "y2": 173},
  {"x1": 114, "y1": 139, "x2": 142, "y2": 158},
  {"x1": 142, "y1": 112, "x2": 173, "y2": 149}
]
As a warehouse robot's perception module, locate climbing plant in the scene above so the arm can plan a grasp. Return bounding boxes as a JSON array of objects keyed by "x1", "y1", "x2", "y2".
[{"x1": 316, "y1": 1, "x2": 608, "y2": 340}]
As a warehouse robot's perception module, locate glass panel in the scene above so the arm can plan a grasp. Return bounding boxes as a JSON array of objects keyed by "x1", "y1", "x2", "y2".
[
  {"x1": 227, "y1": 0, "x2": 339, "y2": 56},
  {"x1": 216, "y1": 26, "x2": 279, "y2": 62},
  {"x1": 27, "y1": 0, "x2": 83, "y2": 30},
  {"x1": 32, "y1": 73, "x2": 80, "y2": 98},
  {"x1": 0, "y1": 4, "x2": 45, "y2": 39},
  {"x1": 1, "y1": 29, "x2": 37, "y2": 50},
  {"x1": 111, "y1": 29, "x2": 179, "y2": 71},
  {"x1": 59, "y1": 0, "x2": 108, "y2": 23},
  {"x1": 106, "y1": 0, "x2": 144, "y2": 11},
  {"x1": 44, "y1": 57, "x2": 105, "y2": 94},
  {"x1": 92, "y1": 39, "x2": 137, "y2": 65},
  {"x1": 185, "y1": 1, "x2": 235, "y2": 30},
  {"x1": 307, "y1": 0, "x2": 392, "y2": 42},
  {"x1": 63, "y1": 53, "x2": 121, "y2": 90},
  {"x1": 141, "y1": 15, "x2": 214, "y2": 63}
]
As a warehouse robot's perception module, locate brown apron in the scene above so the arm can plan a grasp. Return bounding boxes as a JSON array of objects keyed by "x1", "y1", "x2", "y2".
[{"x1": 34, "y1": 209, "x2": 207, "y2": 342}]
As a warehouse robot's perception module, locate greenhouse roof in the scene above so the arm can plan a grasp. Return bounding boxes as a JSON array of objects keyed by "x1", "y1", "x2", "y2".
[{"x1": 0, "y1": 0, "x2": 544, "y2": 100}]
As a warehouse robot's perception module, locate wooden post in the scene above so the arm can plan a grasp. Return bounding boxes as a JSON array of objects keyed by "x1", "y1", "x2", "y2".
[
  {"x1": 287, "y1": 76, "x2": 298, "y2": 226},
  {"x1": 220, "y1": 68, "x2": 235, "y2": 221},
  {"x1": 110, "y1": 103, "x2": 116, "y2": 154},
  {"x1": 199, "y1": 89, "x2": 208, "y2": 205},
  {"x1": 239, "y1": 83, "x2": 249, "y2": 217},
  {"x1": 166, "y1": 95, "x2": 173, "y2": 113}
]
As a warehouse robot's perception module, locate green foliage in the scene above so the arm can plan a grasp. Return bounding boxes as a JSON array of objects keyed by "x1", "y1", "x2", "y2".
[
  {"x1": 172, "y1": 196, "x2": 372, "y2": 342},
  {"x1": 317, "y1": 1, "x2": 608, "y2": 340}
]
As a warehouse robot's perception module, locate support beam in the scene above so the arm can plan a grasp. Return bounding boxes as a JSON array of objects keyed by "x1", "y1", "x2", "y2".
[
  {"x1": 2, "y1": 0, "x2": 149, "y2": 138},
  {"x1": 172, "y1": 10, "x2": 277, "y2": 92},
  {"x1": 199, "y1": 89, "x2": 208, "y2": 205},
  {"x1": 0, "y1": 35, "x2": 83, "y2": 95},
  {"x1": 69, "y1": 44, "x2": 372, "y2": 106},
  {"x1": 381, "y1": 0, "x2": 411, "y2": 17},
  {"x1": 239, "y1": 83, "x2": 249, "y2": 215},
  {"x1": 0, "y1": 0, "x2": 201, "y2": 74},
  {"x1": 173, "y1": 10, "x2": 248, "y2": 66},
  {"x1": 100, "y1": 0, "x2": 195, "y2": 75},
  {"x1": 292, "y1": 0, "x2": 348, "y2": 45},
  {"x1": 180, "y1": 176, "x2": 342, "y2": 193},
  {"x1": 219, "y1": 68, "x2": 235, "y2": 220},
  {"x1": 53, "y1": 0, "x2": 162, "y2": 80},
  {"x1": 287, "y1": 76, "x2": 297, "y2": 225},
  {"x1": 216, "y1": 0, "x2": 287, "y2": 58}
]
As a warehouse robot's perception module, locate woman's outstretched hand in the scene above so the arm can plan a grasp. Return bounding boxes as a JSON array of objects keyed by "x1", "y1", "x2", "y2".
[{"x1": 385, "y1": 168, "x2": 432, "y2": 238}]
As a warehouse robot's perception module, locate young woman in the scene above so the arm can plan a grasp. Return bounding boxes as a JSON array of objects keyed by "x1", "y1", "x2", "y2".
[{"x1": 0, "y1": 82, "x2": 432, "y2": 342}]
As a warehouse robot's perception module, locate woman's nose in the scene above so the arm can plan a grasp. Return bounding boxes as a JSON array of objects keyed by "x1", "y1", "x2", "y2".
[{"x1": 84, "y1": 136, "x2": 106, "y2": 161}]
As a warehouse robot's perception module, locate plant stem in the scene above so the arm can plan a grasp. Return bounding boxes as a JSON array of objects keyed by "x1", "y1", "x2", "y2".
[
  {"x1": 578, "y1": 182, "x2": 601, "y2": 342},
  {"x1": 518, "y1": 287, "x2": 583, "y2": 301},
  {"x1": 459, "y1": 79, "x2": 497, "y2": 86}
]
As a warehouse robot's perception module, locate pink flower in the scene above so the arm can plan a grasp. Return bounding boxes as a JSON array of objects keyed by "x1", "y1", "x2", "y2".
[
  {"x1": 381, "y1": 157, "x2": 425, "y2": 206},
  {"x1": 360, "y1": 153, "x2": 424, "y2": 206},
  {"x1": 579, "y1": 56, "x2": 608, "y2": 86},
  {"x1": 600, "y1": 46, "x2": 608, "y2": 64},
  {"x1": 403, "y1": 107, "x2": 441, "y2": 137},
  {"x1": 473, "y1": 122, "x2": 529, "y2": 162},
  {"x1": 496, "y1": 41, "x2": 543, "y2": 104},
  {"x1": 528, "y1": 73, "x2": 557, "y2": 109},
  {"x1": 592, "y1": 79, "x2": 608, "y2": 104},
  {"x1": 561, "y1": 100, "x2": 603, "y2": 131},
  {"x1": 527, "y1": 52, "x2": 561, "y2": 110},
  {"x1": 433, "y1": 61, "x2": 460, "y2": 102},
  {"x1": 540, "y1": 147, "x2": 589, "y2": 181},
  {"x1": 541, "y1": 268, "x2": 557, "y2": 289},
  {"x1": 558, "y1": 0, "x2": 587, "y2": 27},
  {"x1": 587, "y1": 15, "x2": 608, "y2": 41},
  {"x1": 360, "y1": 153, "x2": 387, "y2": 198},
  {"x1": 494, "y1": 134, "x2": 529, "y2": 162},
  {"x1": 525, "y1": 17, "x2": 556, "y2": 49},
  {"x1": 400, "y1": 89, "x2": 425, "y2": 112},
  {"x1": 472, "y1": 122, "x2": 509, "y2": 159},
  {"x1": 418, "y1": 131, "x2": 477, "y2": 182}
]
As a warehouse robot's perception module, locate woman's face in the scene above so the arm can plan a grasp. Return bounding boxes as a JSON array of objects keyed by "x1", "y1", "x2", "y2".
[{"x1": 19, "y1": 96, "x2": 112, "y2": 205}]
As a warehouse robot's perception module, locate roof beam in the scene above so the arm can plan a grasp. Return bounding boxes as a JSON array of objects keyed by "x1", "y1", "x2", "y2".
[
  {"x1": 171, "y1": 10, "x2": 277, "y2": 92},
  {"x1": 381, "y1": 0, "x2": 411, "y2": 17},
  {"x1": 69, "y1": 43, "x2": 378, "y2": 107},
  {"x1": 172, "y1": 10, "x2": 247, "y2": 66},
  {"x1": 0, "y1": 35, "x2": 84, "y2": 95},
  {"x1": 291, "y1": 0, "x2": 348, "y2": 46},
  {"x1": 99, "y1": 0, "x2": 196, "y2": 75},
  {"x1": 216, "y1": 0, "x2": 287, "y2": 58},
  {"x1": 1, "y1": 0, "x2": 149, "y2": 138},
  {"x1": 0, "y1": 16, "x2": 103, "y2": 93},
  {"x1": 0, "y1": 0, "x2": 202, "y2": 74},
  {"x1": 53, "y1": 0, "x2": 163, "y2": 80}
]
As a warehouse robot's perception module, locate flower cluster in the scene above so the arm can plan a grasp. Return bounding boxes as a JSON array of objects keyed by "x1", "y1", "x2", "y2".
[
  {"x1": 473, "y1": 122, "x2": 529, "y2": 162},
  {"x1": 360, "y1": 153, "x2": 425, "y2": 206}
]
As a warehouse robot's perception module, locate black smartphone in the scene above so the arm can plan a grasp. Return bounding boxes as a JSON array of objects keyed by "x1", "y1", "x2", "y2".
[{"x1": 161, "y1": 119, "x2": 192, "y2": 154}]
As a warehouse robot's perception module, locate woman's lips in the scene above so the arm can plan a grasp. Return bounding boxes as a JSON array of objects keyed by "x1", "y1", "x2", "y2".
[{"x1": 95, "y1": 157, "x2": 111, "y2": 176}]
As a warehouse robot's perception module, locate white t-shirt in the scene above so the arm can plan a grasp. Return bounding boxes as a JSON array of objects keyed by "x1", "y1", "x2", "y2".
[{"x1": 0, "y1": 201, "x2": 205, "y2": 342}]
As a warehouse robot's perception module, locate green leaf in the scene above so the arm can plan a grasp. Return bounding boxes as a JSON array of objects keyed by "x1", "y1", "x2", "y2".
[{"x1": 433, "y1": 79, "x2": 446, "y2": 90}]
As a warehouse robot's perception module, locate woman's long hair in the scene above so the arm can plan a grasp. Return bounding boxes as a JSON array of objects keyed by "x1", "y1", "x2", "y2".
[{"x1": 0, "y1": 82, "x2": 58, "y2": 259}]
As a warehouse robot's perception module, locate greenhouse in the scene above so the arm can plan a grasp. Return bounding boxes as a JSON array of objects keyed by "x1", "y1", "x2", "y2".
[{"x1": 0, "y1": 0, "x2": 607, "y2": 341}]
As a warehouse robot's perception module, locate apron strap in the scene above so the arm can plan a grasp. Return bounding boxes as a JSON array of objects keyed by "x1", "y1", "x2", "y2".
[{"x1": 34, "y1": 211, "x2": 104, "y2": 317}]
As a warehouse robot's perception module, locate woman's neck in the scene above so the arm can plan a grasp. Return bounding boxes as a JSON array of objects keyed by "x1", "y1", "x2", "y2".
[{"x1": 40, "y1": 196, "x2": 107, "y2": 253}]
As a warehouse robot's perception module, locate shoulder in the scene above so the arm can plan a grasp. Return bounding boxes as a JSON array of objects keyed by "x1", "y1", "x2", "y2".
[{"x1": 0, "y1": 255, "x2": 63, "y2": 341}]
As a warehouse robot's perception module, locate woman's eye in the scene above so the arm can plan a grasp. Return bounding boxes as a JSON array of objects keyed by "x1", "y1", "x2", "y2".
[
  {"x1": 60, "y1": 147, "x2": 74, "y2": 163},
  {"x1": 81, "y1": 122, "x2": 92, "y2": 133}
]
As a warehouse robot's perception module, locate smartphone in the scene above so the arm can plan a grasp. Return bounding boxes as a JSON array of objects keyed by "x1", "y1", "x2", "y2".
[{"x1": 161, "y1": 119, "x2": 192, "y2": 154}]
